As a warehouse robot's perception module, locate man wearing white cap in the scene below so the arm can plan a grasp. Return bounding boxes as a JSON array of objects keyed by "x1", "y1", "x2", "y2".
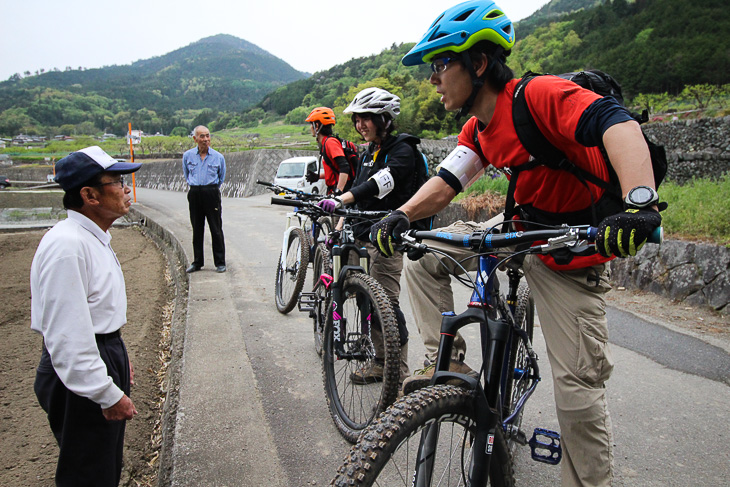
[{"x1": 31, "y1": 146, "x2": 141, "y2": 486}]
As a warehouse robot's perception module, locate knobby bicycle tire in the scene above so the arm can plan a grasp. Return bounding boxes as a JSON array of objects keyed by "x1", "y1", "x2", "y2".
[
  {"x1": 274, "y1": 227, "x2": 309, "y2": 314},
  {"x1": 312, "y1": 243, "x2": 332, "y2": 357},
  {"x1": 317, "y1": 216, "x2": 335, "y2": 242},
  {"x1": 322, "y1": 273, "x2": 400, "y2": 443},
  {"x1": 332, "y1": 385, "x2": 515, "y2": 486},
  {"x1": 503, "y1": 283, "x2": 535, "y2": 443}
]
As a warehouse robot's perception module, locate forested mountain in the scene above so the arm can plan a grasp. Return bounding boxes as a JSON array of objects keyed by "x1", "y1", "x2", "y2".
[
  {"x1": 509, "y1": 0, "x2": 728, "y2": 94},
  {"x1": 0, "y1": 35, "x2": 306, "y2": 136},
  {"x1": 254, "y1": 0, "x2": 728, "y2": 141}
]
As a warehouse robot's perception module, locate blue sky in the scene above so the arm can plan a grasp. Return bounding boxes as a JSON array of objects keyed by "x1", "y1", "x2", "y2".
[{"x1": 1, "y1": 0, "x2": 550, "y2": 81}]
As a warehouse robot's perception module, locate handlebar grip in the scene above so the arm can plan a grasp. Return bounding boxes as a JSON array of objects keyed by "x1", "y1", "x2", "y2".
[
  {"x1": 588, "y1": 226, "x2": 663, "y2": 244},
  {"x1": 649, "y1": 226, "x2": 663, "y2": 244},
  {"x1": 270, "y1": 197, "x2": 303, "y2": 208}
]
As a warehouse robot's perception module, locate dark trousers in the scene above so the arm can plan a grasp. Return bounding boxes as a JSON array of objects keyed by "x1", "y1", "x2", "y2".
[
  {"x1": 34, "y1": 333, "x2": 130, "y2": 487},
  {"x1": 188, "y1": 185, "x2": 226, "y2": 268}
]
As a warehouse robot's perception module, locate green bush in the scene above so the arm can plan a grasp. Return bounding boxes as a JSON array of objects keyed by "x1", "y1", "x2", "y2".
[{"x1": 456, "y1": 173, "x2": 510, "y2": 200}]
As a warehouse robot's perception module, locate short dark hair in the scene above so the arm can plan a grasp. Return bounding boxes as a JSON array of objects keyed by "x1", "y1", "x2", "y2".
[
  {"x1": 62, "y1": 173, "x2": 104, "y2": 210},
  {"x1": 350, "y1": 113, "x2": 396, "y2": 140},
  {"x1": 318, "y1": 124, "x2": 334, "y2": 137},
  {"x1": 467, "y1": 40, "x2": 514, "y2": 91}
]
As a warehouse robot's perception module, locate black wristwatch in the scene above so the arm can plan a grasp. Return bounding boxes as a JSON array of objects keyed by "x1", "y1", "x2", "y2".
[{"x1": 625, "y1": 186, "x2": 659, "y2": 209}]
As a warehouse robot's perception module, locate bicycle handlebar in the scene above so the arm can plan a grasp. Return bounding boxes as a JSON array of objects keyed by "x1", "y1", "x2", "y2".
[
  {"x1": 402, "y1": 225, "x2": 663, "y2": 254},
  {"x1": 270, "y1": 197, "x2": 389, "y2": 220},
  {"x1": 256, "y1": 180, "x2": 322, "y2": 200}
]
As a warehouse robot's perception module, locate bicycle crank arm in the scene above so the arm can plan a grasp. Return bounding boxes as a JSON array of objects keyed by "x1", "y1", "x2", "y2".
[{"x1": 528, "y1": 428, "x2": 562, "y2": 465}]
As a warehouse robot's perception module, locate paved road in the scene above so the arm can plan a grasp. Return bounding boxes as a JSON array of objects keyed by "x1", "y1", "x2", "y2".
[{"x1": 133, "y1": 188, "x2": 730, "y2": 487}]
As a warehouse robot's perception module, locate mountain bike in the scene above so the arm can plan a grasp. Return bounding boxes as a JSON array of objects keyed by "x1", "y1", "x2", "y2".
[
  {"x1": 332, "y1": 224, "x2": 663, "y2": 486},
  {"x1": 258, "y1": 181, "x2": 333, "y2": 314},
  {"x1": 271, "y1": 197, "x2": 402, "y2": 443}
]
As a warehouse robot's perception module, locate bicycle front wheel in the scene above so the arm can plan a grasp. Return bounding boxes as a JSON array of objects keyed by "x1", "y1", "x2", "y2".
[
  {"x1": 312, "y1": 243, "x2": 332, "y2": 357},
  {"x1": 503, "y1": 283, "x2": 535, "y2": 442},
  {"x1": 322, "y1": 273, "x2": 400, "y2": 443},
  {"x1": 274, "y1": 227, "x2": 309, "y2": 314},
  {"x1": 332, "y1": 385, "x2": 515, "y2": 486}
]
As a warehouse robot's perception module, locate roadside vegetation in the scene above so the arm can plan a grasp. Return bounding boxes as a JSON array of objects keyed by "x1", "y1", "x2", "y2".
[{"x1": 456, "y1": 173, "x2": 730, "y2": 247}]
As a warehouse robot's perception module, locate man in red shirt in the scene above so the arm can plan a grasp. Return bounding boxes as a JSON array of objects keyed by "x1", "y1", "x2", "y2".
[
  {"x1": 305, "y1": 107, "x2": 353, "y2": 194},
  {"x1": 370, "y1": 1, "x2": 662, "y2": 486}
]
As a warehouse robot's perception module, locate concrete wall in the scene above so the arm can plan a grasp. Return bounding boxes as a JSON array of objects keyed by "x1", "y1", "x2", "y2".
[{"x1": 134, "y1": 149, "x2": 317, "y2": 198}]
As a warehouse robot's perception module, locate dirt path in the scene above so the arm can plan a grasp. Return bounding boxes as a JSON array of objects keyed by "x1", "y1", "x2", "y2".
[{"x1": 0, "y1": 227, "x2": 173, "y2": 487}]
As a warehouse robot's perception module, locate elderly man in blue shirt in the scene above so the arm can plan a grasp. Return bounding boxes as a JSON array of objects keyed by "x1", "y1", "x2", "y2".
[{"x1": 182, "y1": 125, "x2": 227, "y2": 273}]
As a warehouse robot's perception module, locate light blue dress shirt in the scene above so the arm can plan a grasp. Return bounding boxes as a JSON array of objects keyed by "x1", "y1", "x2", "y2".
[{"x1": 182, "y1": 147, "x2": 226, "y2": 186}]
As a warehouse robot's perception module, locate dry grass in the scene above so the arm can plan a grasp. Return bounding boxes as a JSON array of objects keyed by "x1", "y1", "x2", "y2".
[{"x1": 457, "y1": 191, "x2": 506, "y2": 221}]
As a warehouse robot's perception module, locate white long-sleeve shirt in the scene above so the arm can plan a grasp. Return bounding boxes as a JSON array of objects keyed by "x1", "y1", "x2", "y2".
[{"x1": 30, "y1": 210, "x2": 127, "y2": 408}]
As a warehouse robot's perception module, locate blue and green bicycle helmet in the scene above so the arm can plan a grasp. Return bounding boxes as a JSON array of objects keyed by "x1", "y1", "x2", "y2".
[{"x1": 402, "y1": 0, "x2": 514, "y2": 66}]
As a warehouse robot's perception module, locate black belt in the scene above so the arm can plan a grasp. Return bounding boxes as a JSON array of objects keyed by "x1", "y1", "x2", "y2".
[
  {"x1": 189, "y1": 184, "x2": 219, "y2": 189},
  {"x1": 95, "y1": 330, "x2": 121, "y2": 342}
]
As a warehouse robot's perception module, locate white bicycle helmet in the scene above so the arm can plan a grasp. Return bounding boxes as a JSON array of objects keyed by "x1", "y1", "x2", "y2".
[{"x1": 343, "y1": 88, "x2": 401, "y2": 118}]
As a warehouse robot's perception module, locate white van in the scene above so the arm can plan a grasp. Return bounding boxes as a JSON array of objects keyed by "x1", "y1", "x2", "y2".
[{"x1": 273, "y1": 156, "x2": 326, "y2": 194}]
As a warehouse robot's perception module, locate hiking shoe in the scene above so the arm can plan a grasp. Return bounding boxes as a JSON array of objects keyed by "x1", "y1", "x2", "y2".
[
  {"x1": 350, "y1": 361, "x2": 384, "y2": 385},
  {"x1": 401, "y1": 360, "x2": 478, "y2": 395}
]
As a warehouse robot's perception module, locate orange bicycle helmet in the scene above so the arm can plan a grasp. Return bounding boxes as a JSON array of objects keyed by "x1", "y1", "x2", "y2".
[{"x1": 305, "y1": 107, "x2": 336, "y2": 125}]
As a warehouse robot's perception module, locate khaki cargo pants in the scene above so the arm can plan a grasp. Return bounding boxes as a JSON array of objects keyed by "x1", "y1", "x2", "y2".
[{"x1": 404, "y1": 219, "x2": 615, "y2": 487}]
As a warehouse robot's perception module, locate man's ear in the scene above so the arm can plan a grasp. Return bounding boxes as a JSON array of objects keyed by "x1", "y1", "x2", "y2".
[
  {"x1": 474, "y1": 53, "x2": 489, "y2": 78},
  {"x1": 80, "y1": 186, "x2": 101, "y2": 207}
]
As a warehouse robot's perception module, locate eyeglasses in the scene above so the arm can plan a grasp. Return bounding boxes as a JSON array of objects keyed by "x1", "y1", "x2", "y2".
[
  {"x1": 96, "y1": 177, "x2": 126, "y2": 189},
  {"x1": 430, "y1": 57, "x2": 458, "y2": 74}
]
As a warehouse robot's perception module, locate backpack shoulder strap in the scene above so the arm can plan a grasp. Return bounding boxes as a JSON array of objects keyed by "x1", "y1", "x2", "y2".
[
  {"x1": 320, "y1": 135, "x2": 339, "y2": 172},
  {"x1": 513, "y1": 72, "x2": 611, "y2": 190}
]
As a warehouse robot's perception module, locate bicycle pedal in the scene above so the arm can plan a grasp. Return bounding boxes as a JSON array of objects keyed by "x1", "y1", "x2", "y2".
[
  {"x1": 298, "y1": 293, "x2": 317, "y2": 312},
  {"x1": 529, "y1": 428, "x2": 562, "y2": 465}
]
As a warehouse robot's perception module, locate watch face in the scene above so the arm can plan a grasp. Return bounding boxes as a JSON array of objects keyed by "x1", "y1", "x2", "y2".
[{"x1": 629, "y1": 186, "x2": 655, "y2": 206}]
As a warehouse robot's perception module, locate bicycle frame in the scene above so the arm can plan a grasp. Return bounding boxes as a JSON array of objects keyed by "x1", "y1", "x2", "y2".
[{"x1": 415, "y1": 251, "x2": 537, "y2": 486}]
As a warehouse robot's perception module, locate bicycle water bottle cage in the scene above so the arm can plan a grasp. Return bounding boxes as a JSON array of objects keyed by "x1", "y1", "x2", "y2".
[
  {"x1": 529, "y1": 428, "x2": 562, "y2": 465},
  {"x1": 319, "y1": 273, "x2": 334, "y2": 289}
]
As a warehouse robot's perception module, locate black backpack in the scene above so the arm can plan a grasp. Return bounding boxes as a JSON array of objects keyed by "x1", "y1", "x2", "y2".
[
  {"x1": 477, "y1": 70, "x2": 668, "y2": 226},
  {"x1": 321, "y1": 135, "x2": 359, "y2": 189},
  {"x1": 381, "y1": 140, "x2": 434, "y2": 231}
]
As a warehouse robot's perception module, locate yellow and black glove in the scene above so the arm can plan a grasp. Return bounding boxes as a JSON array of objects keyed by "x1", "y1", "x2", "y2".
[
  {"x1": 369, "y1": 210, "x2": 410, "y2": 257},
  {"x1": 596, "y1": 209, "x2": 662, "y2": 258}
]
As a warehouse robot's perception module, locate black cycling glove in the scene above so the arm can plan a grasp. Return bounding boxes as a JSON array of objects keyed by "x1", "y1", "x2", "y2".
[
  {"x1": 305, "y1": 171, "x2": 319, "y2": 183},
  {"x1": 370, "y1": 210, "x2": 410, "y2": 257},
  {"x1": 596, "y1": 209, "x2": 661, "y2": 258}
]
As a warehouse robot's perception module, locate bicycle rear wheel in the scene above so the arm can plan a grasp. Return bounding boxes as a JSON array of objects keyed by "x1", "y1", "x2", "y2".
[
  {"x1": 503, "y1": 283, "x2": 535, "y2": 442},
  {"x1": 332, "y1": 385, "x2": 515, "y2": 486},
  {"x1": 312, "y1": 243, "x2": 332, "y2": 357},
  {"x1": 274, "y1": 227, "x2": 309, "y2": 314},
  {"x1": 322, "y1": 273, "x2": 400, "y2": 443}
]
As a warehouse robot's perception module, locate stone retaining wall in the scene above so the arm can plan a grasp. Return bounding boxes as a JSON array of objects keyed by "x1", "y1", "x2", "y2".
[{"x1": 434, "y1": 201, "x2": 729, "y2": 315}]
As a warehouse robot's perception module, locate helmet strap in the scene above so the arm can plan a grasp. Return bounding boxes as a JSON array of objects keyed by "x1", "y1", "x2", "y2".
[
  {"x1": 312, "y1": 122, "x2": 322, "y2": 136},
  {"x1": 456, "y1": 52, "x2": 484, "y2": 121},
  {"x1": 455, "y1": 48, "x2": 505, "y2": 121}
]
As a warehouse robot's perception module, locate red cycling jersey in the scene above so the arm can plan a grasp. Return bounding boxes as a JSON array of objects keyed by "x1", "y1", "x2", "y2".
[
  {"x1": 458, "y1": 76, "x2": 613, "y2": 271},
  {"x1": 321, "y1": 136, "x2": 346, "y2": 189}
]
